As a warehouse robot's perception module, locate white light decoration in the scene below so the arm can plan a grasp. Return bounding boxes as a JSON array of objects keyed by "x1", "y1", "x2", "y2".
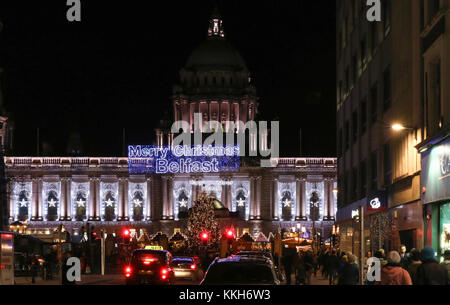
[
  {"x1": 173, "y1": 180, "x2": 192, "y2": 221},
  {"x1": 231, "y1": 180, "x2": 251, "y2": 221},
  {"x1": 71, "y1": 181, "x2": 90, "y2": 221},
  {"x1": 12, "y1": 181, "x2": 32, "y2": 221},
  {"x1": 305, "y1": 181, "x2": 325, "y2": 221},
  {"x1": 42, "y1": 181, "x2": 61, "y2": 221},
  {"x1": 277, "y1": 181, "x2": 296, "y2": 222},
  {"x1": 128, "y1": 181, "x2": 147, "y2": 221},
  {"x1": 100, "y1": 181, "x2": 119, "y2": 221},
  {"x1": 333, "y1": 181, "x2": 338, "y2": 219}
]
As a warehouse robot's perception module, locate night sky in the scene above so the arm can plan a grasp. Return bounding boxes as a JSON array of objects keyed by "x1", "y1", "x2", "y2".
[{"x1": 0, "y1": 0, "x2": 336, "y2": 158}]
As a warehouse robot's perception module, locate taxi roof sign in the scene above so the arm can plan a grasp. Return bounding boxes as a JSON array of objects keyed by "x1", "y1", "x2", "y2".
[{"x1": 144, "y1": 245, "x2": 163, "y2": 250}]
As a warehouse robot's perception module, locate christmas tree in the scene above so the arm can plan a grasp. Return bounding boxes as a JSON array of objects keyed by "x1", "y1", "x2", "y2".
[{"x1": 186, "y1": 191, "x2": 220, "y2": 254}]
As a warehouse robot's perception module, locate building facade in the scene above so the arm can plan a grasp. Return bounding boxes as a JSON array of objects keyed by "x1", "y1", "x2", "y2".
[
  {"x1": 336, "y1": 0, "x2": 450, "y2": 257},
  {"x1": 4, "y1": 11, "x2": 337, "y2": 241}
]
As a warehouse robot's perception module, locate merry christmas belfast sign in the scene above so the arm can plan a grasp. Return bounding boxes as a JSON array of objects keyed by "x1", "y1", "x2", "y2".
[{"x1": 128, "y1": 145, "x2": 240, "y2": 174}]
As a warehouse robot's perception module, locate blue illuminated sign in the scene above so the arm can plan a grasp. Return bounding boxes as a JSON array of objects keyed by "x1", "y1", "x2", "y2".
[{"x1": 128, "y1": 145, "x2": 240, "y2": 174}]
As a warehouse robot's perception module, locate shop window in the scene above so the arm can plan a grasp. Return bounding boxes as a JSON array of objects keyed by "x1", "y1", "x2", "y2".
[
  {"x1": 104, "y1": 191, "x2": 116, "y2": 221},
  {"x1": 46, "y1": 190, "x2": 59, "y2": 222},
  {"x1": 17, "y1": 190, "x2": 30, "y2": 221},
  {"x1": 75, "y1": 191, "x2": 87, "y2": 221},
  {"x1": 132, "y1": 191, "x2": 144, "y2": 221},
  {"x1": 236, "y1": 189, "x2": 247, "y2": 220},
  {"x1": 281, "y1": 191, "x2": 293, "y2": 221}
]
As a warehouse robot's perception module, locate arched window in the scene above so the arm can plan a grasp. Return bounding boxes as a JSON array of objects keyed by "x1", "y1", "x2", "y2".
[
  {"x1": 75, "y1": 191, "x2": 87, "y2": 221},
  {"x1": 235, "y1": 190, "x2": 247, "y2": 220},
  {"x1": 104, "y1": 191, "x2": 116, "y2": 221},
  {"x1": 47, "y1": 190, "x2": 59, "y2": 221},
  {"x1": 17, "y1": 190, "x2": 29, "y2": 221},
  {"x1": 132, "y1": 191, "x2": 144, "y2": 221},
  {"x1": 281, "y1": 191, "x2": 293, "y2": 221},
  {"x1": 309, "y1": 191, "x2": 320, "y2": 221},
  {"x1": 177, "y1": 190, "x2": 189, "y2": 219}
]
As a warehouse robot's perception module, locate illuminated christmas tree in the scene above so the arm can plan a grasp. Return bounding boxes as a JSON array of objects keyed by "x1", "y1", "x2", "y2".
[{"x1": 186, "y1": 191, "x2": 220, "y2": 254}]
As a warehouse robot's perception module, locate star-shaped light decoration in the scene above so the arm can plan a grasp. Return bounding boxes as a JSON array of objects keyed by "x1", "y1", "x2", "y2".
[
  {"x1": 133, "y1": 198, "x2": 142, "y2": 207},
  {"x1": 48, "y1": 198, "x2": 57, "y2": 207},
  {"x1": 283, "y1": 199, "x2": 291, "y2": 208},
  {"x1": 19, "y1": 198, "x2": 28, "y2": 207},
  {"x1": 76, "y1": 199, "x2": 86, "y2": 207},
  {"x1": 105, "y1": 198, "x2": 114, "y2": 207},
  {"x1": 179, "y1": 199, "x2": 188, "y2": 208},
  {"x1": 237, "y1": 198, "x2": 246, "y2": 207}
]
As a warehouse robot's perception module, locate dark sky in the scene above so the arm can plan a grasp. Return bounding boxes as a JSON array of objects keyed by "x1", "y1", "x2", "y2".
[{"x1": 0, "y1": 0, "x2": 336, "y2": 158}]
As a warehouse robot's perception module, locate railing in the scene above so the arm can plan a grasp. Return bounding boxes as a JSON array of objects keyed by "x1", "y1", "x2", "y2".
[
  {"x1": 272, "y1": 158, "x2": 337, "y2": 167},
  {"x1": 5, "y1": 157, "x2": 129, "y2": 168}
]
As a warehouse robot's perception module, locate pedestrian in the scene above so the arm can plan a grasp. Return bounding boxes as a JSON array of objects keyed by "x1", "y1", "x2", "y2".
[
  {"x1": 30, "y1": 256, "x2": 38, "y2": 284},
  {"x1": 399, "y1": 244, "x2": 409, "y2": 268},
  {"x1": 303, "y1": 251, "x2": 315, "y2": 285},
  {"x1": 322, "y1": 250, "x2": 330, "y2": 279},
  {"x1": 294, "y1": 252, "x2": 306, "y2": 285},
  {"x1": 281, "y1": 250, "x2": 294, "y2": 285},
  {"x1": 338, "y1": 254, "x2": 360, "y2": 285},
  {"x1": 327, "y1": 250, "x2": 340, "y2": 285},
  {"x1": 374, "y1": 250, "x2": 388, "y2": 268},
  {"x1": 406, "y1": 248, "x2": 421, "y2": 285},
  {"x1": 416, "y1": 246, "x2": 448, "y2": 285},
  {"x1": 376, "y1": 251, "x2": 412, "y2": 285},
  {"x1": 440, "y1": 250, "x2": 450, "y2": 285}
]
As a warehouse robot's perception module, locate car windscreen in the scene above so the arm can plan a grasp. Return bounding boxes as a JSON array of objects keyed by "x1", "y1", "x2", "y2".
[
  {"x1": 172, "y1": 258, "x2": 193, "y2": 266},
  {"x1": 204, "y1": 262, "x2": 275, "y2": 284}
]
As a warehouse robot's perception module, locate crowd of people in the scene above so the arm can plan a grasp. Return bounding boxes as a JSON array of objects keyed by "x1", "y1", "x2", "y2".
[{"x1": 279, "y1": 245, "x2": 450, "y2": 285}]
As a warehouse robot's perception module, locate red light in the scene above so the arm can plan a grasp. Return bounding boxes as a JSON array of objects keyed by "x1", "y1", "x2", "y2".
[
  {"x1": 226, "y1": 230, "x2": 233, "y2": 238},
  {"x1": 142, "y1": 257, "x2": 156, "y2": 265},
  {"x1": 190, "y1": 264, "x2": 196, "y2": 270},
  {"x1": 160, "y1": 268, "x2": 169, "y2": 280},
  {"x1": 123, "y1": 228, "x2": 131, "y2": 237},
  {"x1": 201, "y1": 232, "x2": 209, "y2": 241},
  {"x1": 124, "y1": 266, "x2": 132, "y2": 277}
]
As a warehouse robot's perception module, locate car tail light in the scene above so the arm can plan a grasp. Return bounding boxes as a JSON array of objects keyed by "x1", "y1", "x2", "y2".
[
  {"x1": 160, "y1": 268, "x2": 168, "y2": 280},
  {"x1": 124, "y1": 266, "x2": 132, "y2": 278},
  {"x1": 190, "y1": 264, "x2": 196, "y2": 270},
  {"x1": 142, "y1": 257, "x2": 156, "y2": 265}
]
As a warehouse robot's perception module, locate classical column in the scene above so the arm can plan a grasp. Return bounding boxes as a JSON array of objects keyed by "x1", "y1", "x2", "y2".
[
  {"x1": 255, "y1": 176, "x2": 262, "y2": 219},
  {"x1": 329, "y1": 179, "x2": 336, "y2": 220},
  {"x1": 162, "y1": 176, "x2": 168, "y2": 219},
  {"x1": 66, "y1": 178, "x2": 72, "y2": 221},
  {"x1": 272, "y1": 177, "x2": 279, "y2": 220},
  {"x1": 226, "y1": 181, "x2": 232, "y2": 210},
  {"x1": 249, "y1": 177, "x2": 255, "y2": 219},
  {"x1": 168, "y1": 177, "x2": 174, "y2": 220},
  {"x1": 60, "y1": 178, "x2": 66, "y2": 221},
  {"x1": 301, "y1": 179, "x2": 307, "y2": 220},
  {"x1": 31, "y1": 178, "x2": 39, "y2": 221},
  {"x1": 123, "y1": 178, "x2": 129, "y2": 221},
  {"x1": 8, "y1": 179, "x2": 14, "y2": 221},
  {"x1": 191, "y1": 178, "x2": 197, "y2": 205},
  {"x1": 89, "y1": 178, "x2": 95, "y2": 221},
  {"x1": 37, "y1": 178, "x2": 43, "y2": 221},
  {"x1": 323, "y1": 179, "x2": 330, "y2": 221},
  {"x1": 118, "y1": 178, "x2": 124, "y2": 221},
  {"x1": 146, "y1": 178, "x2": 152, "y2": 221},
  {"x1": 95, "y1": 178, "x2": 101, "y2": 221},
  {"x1": 295, "y1": 177, "x2": 302, "y2": 221}
]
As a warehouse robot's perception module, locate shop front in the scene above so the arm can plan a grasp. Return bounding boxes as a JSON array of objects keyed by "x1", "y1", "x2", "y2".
[{"x1": 419, "y1": 134, "x2": 450, "y2": 262}]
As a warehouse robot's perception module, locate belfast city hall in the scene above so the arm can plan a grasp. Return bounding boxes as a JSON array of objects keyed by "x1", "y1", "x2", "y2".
[{"x1": 3, "y1": 12, "x2": 337, "y2": 242}]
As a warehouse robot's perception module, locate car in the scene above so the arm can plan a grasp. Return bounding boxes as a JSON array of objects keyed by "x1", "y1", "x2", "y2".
[
  {"x1": 233, "y1": 251, "x2": 274, "y2": 263},
  {"x1": 124, "y1": 249, "x2": 175, "y2": 285},
  {"x1": 200, "y1": 256, "x2": 281, "y2": 285},
  {"x1": 172, "y1": 256, "x2": 204, "y2": 281}
]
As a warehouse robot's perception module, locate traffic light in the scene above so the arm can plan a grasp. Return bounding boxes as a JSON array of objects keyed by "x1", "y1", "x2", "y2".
[
  {"x1": 200, "y1": 231, "x2": 209, "y2": 245},
  {"x1": 122, "y1": 228, "x2": 131, "y2": 244},
  {"x1": 225, "y1": 228, "x2": 234, "y2": 244}
]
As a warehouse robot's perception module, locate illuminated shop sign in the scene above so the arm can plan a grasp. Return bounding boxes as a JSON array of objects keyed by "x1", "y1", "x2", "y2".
[
  {"x1": 367, "y1": 190, "x2": 387, "y2": 211},
  {"x1": 128, "y1": 145, "x2": 240, "y2": 174},
  {"x1": 421, "y1": 136, "x2": 450, "y2": 204}
]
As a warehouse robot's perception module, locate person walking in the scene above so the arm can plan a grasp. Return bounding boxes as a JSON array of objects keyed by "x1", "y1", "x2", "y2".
[
  {"x1": 327, "y1": 250, "x2": 340, "y2": 285},
  {"x1": 376, "y1": 251, "x2": 412, "y2": 285},
  {"x1": 399, "y1": 245, "x2": 409, "y2": 268},
  {"x1": 294, "y1": 252, "x2": 306, "y2": 285},
  {"x1": 338, "y1": 254, "x2": 360, "y2": 285},
  {"x1": 416, "y1": 246, "x2": 448, "y2": 285},
  {"x1": 282, "y1": 251, "x2": 294, "y2": 285},
  {"x1": 406, "y1": 248, "x2": 422, "y2": 285},
  {"x1": 440, "y1": 250, "x2": 450, "y2": 285}
]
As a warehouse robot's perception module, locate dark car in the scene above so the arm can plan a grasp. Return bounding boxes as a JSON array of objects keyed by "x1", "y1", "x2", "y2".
[
  {"x1": 124, "y1": 249, "x2": 175, "y2": 285},
  {"x1": 234, "y1": 251, "x2": 274, "y2": 263},
  {"x1": 200, "y1": 256, "x2": 280, "y2": 285},
  {"x1": 172, "y1": 256, "x2": 204, "y2": 281}
]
